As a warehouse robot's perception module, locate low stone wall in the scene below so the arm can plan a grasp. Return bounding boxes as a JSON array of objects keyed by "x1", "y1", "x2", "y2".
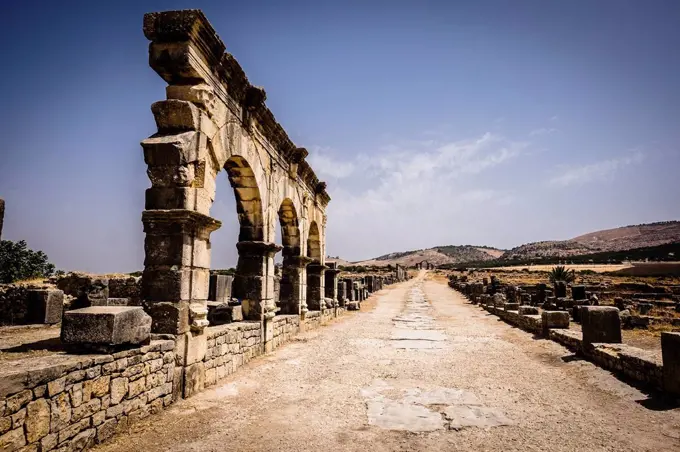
[
  {"x1": 204, "y1": 322, "x2": 262, "y2": 388},
  {"x1": 304, "y1": 311, "x2": 322, "y2": 330},
  {"x1": 321, "y1": 309, "x2": 334, "y2": 325},
  {"x1": 270, "y1": 315, "x2": 300, "y2": 350},
  {"x1": 0, "y1": 340, "x2": 175, "y2": 451},
  {"x1": 466, "y1": 289, "x2": 665, "y2": 392}
]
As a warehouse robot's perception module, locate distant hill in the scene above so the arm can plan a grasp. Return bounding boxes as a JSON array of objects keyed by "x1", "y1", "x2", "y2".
[
  {"x1": 504, "y1": 221, "x2": 680, "y2": 261},
  {"x1": 349, "y1": 220, "x2": 680, "y2": 267},
  {"x1": 352, "y1": 245, "x2": 504, "y2": 267}
]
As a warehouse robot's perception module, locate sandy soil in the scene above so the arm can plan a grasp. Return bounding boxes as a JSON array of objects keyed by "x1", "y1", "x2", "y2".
[
  {"x1": 0, "y1": 324, "x2": 63, "y2": 362},
  {"x1": 94, "y1": 272, "x2": 680, "y2": 452}
]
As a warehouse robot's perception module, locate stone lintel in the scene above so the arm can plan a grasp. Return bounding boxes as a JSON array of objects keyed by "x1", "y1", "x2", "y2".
[
  {"x1": 143, "y1": 9, "x2": 225, "y2": 68},
  {"x1": 142, "y1": 209, "x2": 221, "y2": 234},
  {"x1": 236, "y1": 240, "x2": 282, "y2": 256}
]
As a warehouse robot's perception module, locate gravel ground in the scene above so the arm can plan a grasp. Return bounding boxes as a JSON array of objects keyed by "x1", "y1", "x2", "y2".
[{"x1": 94, "y1": 272, "x2": 680, "y2": 452}]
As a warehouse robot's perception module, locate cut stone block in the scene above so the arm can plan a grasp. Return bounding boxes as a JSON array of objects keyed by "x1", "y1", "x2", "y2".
[
  {"x1": 26, "y1": 289, "x2": 64, "y2": 324},
  {"x1": 661, "y1": 332, "x2": 680, "y2": 395},
  {"x1": 61, "y1": 306, "x2": 151, "y2": 350},
  {"x1": 518, "y1": 306, "x2": 538, "y2": 316},
  {"x1": 542, "y1": 311, "x2": 570, "y2": 336},
  {"x1": 208, "y1": 274, "x2": 233, "y2": 303},
  {"x1": 581, "y1": 306, "x2": 622, "y2": 344},
  {"x1": 504, "y1": 303, "x2": 519, "y2": 311},
  {"x1": 206, "y1": 302, "x2": 243, "y2": 325},
  {"x1": 572, "y1": 285, "x2": 586, "y2": 301}
]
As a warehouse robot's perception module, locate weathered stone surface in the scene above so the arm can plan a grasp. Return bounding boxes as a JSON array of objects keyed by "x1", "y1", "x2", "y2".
[
  {"x1": 0, "y1": 427, "x2": 25, "y2": 451},
  {"x1": 207, "y1": 302, "x2": 242, "y2": 325},
  {"x1": 208, "y1": 275, "x2": 233, "y2": 303},
  {"x1": 581, "y1": 306, "x2": 622, "y2": 344},
  {"x1": 518, "y1": 306, "x2": 539, "y2": 316},
  {"x1": 541, "y1": 311, "x2": 570, "y2": 335},
  {"x1": 61, "y1": 306, "x2": 152, "y2": 349},
  {"x1": 661, "y1": 332, "x2": 680, "y2": 395},
  {"x1": 25, "y1": 399, "x2": 50, "y2": 443},
  {"x1": 26, "y1": 289, "x2": 64, "y2": 324}
]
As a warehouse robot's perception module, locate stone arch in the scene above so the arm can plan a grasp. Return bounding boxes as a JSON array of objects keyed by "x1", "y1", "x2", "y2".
[
  {"x1": 307, "y1": 221, "x2": 321, "y2": 263},
  {"x1": 277, "y1": 199, "x2": 308, "y2": 314}
]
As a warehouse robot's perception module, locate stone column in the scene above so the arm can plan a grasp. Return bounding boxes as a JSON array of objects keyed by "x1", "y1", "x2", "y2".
[
  {"x1": 0, "y1": 198, "x2": 4, "y2": 240},
  {"x1": 324, "y1": 264, "x2": 340, "y2": 310},
  {"x1": 232, "y1": 241, "x2": 282, "y2": 320},
  {"x1": 142, "y1": 210, "x2": 220, "y2": 335},
  {"x1": 279, "y1": 255, "x2": 311, "y2": 315},
  {"x1": 306, "y1": 263, "x2": 327, "y2": 311},
  {"x1": 337, "y1": 280, "x2": 347, "y2": 307},
  {"x1": 344, "y1": 278, "x2": 354, "y2": 302}
]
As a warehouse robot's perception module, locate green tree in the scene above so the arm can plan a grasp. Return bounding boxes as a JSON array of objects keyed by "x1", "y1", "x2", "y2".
[
  {"x1": 0, "y1": 240, "x2": 56, "y2": 283},
  {"x1": 548, "y1": 265, "x2": 576, "y2": 285}
]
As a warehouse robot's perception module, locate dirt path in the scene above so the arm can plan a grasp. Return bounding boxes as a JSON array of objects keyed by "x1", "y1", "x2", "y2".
[{"x1": 94, "y1": 272, "x2": 680, "y2": 452}]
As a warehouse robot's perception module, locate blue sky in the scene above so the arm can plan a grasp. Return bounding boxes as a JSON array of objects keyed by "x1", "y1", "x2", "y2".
[{"x1": 1, "y1": 0, "x2": 679, "y2": 272}]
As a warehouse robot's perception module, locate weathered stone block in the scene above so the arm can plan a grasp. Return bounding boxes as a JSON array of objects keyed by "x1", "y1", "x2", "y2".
[
  {"x1": 581, "y1": 306, "x2": 622, "y2": 344},
  {"x1": 183, "y1": 362, "x2": 205, "y2": 398},
  {"x1": 208, "y1": 275, "x2": 233, "y2": 303},
  {"x1": 661, "y1": 332, "x2": 680, "y2": 395},
  {"x1": 25, "y1": 399, "x2": 50, "y2": 443},
  {"x1": 518, "y1": 306, "x2": 539, "y2": 316},
  {"x1": 207, "y1": 302, "x2": 242, "y2": 325},
  {"x1": 504, "y1": 303, "x2": 519, "y2": 311},
  {"x1": 26, "y1": 289, "x2": 64, "y2": 324},
  {"x1": 542, "y1": 311, "x2": 570, "y2": 336},
  {"x1": 571, "y1": 285, "x2": 586, "y2": 301},
  {"x1": 61, "y1": 307, "x2": 152, "y2": 350}
]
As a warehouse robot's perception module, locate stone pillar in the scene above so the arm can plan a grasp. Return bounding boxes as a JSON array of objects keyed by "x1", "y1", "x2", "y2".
[
  {"x1": 344, "y1": 278, "x2": 354, "y2": 302},
  {"x1": 306, "y1": 263, "x2": 327, "y2": 310},
  {"x1": 581, "y1": 306, "x2": 622, "y2": 345},
  {"x1": 661, "y1": 332, "x2": 680, "y2": 395},
  {"x1": 324, "y1": 263, "x2": 340, "y2": 309},
  {"x1": 232, "y1": 241, "x2": 282, "y2": 320},
  {"x1": 0, "y1": 197, "x2": 4, "y2": 240},
  {"x1": 142, "y1": 210, "x2": 220, "y2": 335},
  {"x1": 279, "y1": 255, "x2": 311, "y2": 315},
  {"x1": 337, "y1": 280, "x2": 347, "y2": 307}
]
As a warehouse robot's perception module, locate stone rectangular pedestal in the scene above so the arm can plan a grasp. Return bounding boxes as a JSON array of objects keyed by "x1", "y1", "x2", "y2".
[
  {"x1": 661, "y1": 332, "x2": 680, "y2": 395},
  {"x1": 61, "y1": 306, "x2": 152, "y2": 351},
  {"x1": 581, "y1": 306, "x2": 621, "y2": 344}
]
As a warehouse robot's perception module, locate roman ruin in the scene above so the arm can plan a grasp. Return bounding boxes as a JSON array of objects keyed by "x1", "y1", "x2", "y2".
[{"x1": 1, "y1": 7, "x2": 680, "y2": 452}]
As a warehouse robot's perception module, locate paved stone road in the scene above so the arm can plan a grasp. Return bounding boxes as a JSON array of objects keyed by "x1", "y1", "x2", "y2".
[{"x1": 95, "y1": 272, "x2": 680, "y2": 452}]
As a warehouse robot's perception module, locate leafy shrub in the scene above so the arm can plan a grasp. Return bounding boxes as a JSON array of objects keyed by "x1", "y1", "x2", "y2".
[{"x1": 0, "y1": 240, "x2": 55, "y2": 283}]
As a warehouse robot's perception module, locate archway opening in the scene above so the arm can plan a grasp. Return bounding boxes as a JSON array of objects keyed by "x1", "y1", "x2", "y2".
[{"x1": 277, "y1": 199, "x2": 302, "y2": 314}]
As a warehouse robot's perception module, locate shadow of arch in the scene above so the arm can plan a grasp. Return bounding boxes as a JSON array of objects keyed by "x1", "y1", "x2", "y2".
[
  {"x1": 278, "y1": 199, "x2": 305, "y2": 314},
  {"x1": 307, "y1": 221, "x2": 321, "y2": 263},
  {"x1": 224, "y1": 156, "x2": 264, "y2": 242}
]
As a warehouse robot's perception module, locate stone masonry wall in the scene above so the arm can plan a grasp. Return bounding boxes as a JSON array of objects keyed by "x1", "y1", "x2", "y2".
[
  {"x1": 269, "y1": 315, "x2": 301, "y2": 350},
  {"x1": 0, "y1": 340, "x2": 175, "y2": 451},
  {"x1": 204, "y1": 322, "x2": 263, "y2": 388}
]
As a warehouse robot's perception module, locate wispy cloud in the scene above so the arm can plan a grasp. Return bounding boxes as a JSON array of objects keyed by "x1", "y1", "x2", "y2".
[
  {"x1": 307, "y1": 132, "x2": 529, "y2": 259},
  {"x1": 529, "y1": 127, "x2": 558, "y2": 136},
  {"x1": 549, "y1": 151, "x2": 645, "y2": 187}
]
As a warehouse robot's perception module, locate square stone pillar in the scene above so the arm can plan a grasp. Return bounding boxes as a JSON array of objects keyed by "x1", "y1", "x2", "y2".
[
  {"x1": 581, "y1": 306, "x2": 622, "y2": 344},
  {"x1": 306, "y1": 263, "x2": 327, "y2": 311},
  {"x1": 141, "y1": 210, "x2": 221, "y2": 335},
  {"x1": 337, "y1": 280, "x2": 347, "y2": 307},
  {"x1": 344, "y1": 278, "x2": 355, "y2": 302},
  {"x1": 233, "y1": 241, "x2": 282, "y2": 320},
  {"x1": 661, "y1": 332, "x2": 680, "y2": 395},
  {"x1": 324, "y1": 265, "x2": 340, "y2": 308},
  {"x1": 279, "y1": 255, "x2": 312, "y2": 315}
]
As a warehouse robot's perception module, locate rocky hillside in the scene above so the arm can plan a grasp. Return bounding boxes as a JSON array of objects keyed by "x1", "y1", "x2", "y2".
[
  {"x1": 500, "y1": 221, "x2": 680, "y2": 261},
  {"x1": 353, "y1": 245, "x2": 504, "y2": 267},
  {"x1": 351, "y1": 221, "x2": 680, "y2": 267}
]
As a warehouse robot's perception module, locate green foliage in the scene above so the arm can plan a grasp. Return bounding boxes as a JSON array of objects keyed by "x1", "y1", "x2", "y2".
[
  {"x1": 0, "y1": 239, "x2": 56, "y2": 284},
  {"x1": 548, "y1": 265, "x2": 576, "y2": 285},
  {"x1": 211, "y1": 268, "x2": 236, "y2": 276}
]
